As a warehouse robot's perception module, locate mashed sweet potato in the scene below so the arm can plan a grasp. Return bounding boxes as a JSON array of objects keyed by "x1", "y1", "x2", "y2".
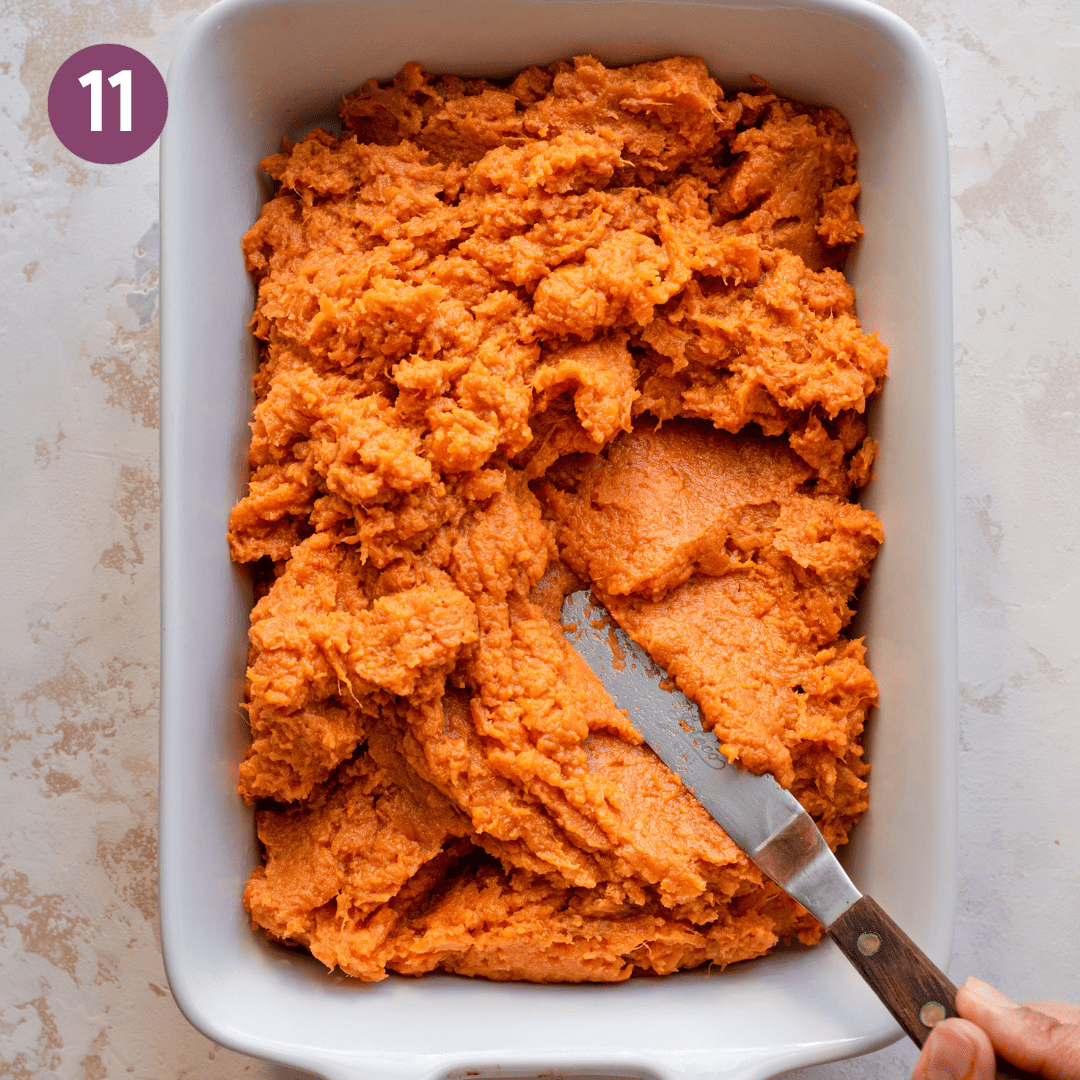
[{"x1": 229, "y1": 55, "x2": 886, "y2": 982}]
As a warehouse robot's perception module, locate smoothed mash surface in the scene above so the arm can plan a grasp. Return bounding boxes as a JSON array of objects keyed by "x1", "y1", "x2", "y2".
[{"x1": 231, "y1": 55, "x2": 885, "y2": 983}]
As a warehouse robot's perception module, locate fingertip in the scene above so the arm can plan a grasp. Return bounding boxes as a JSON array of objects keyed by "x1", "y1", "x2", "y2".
[
  {"x1": 912, "y1": 1019, "x2": 994, "y2": 1080},
  {"x1": 959, "y1": 976, "x2": 1017, "y2": 1014}
]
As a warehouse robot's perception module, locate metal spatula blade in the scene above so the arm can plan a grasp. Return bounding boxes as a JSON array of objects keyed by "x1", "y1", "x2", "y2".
[
  {"x1": 561, "y1": 589, "x2": 1031, "y2": 1079},
  {"x1": 561, "y1": 588, "x2": 860, "y2": 927}
]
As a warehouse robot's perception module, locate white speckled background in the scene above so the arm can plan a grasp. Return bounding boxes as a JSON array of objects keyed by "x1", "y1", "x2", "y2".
[{"x1": 1, "y1": 0, "x2": 1077, "y2": 1076}]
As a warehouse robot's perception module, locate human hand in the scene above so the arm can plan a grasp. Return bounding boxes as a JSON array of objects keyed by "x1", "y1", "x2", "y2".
[{"x1": 911, "y1": 977, "x2": 1080, "y2": 1080}]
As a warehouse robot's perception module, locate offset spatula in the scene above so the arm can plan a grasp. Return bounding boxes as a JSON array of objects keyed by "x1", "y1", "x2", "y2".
[{"x1": 562, "y1": 590, "x2": 1033, "y2": 1079}]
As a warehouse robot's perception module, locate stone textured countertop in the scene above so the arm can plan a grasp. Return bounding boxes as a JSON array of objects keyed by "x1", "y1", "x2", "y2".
[{"x1": 2, "y1": 1, "x2": 1077, "y2": 1076}]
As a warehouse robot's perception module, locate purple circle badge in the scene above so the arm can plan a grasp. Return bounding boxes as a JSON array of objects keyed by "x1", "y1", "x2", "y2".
[{"x1": 48, "y1": 44, "x2": 168, "y2": 165}]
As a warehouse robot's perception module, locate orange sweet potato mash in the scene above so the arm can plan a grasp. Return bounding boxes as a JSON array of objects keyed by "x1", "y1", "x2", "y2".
[{"x1": 228, "y1": 55, "x2": 886, "y2": 982}]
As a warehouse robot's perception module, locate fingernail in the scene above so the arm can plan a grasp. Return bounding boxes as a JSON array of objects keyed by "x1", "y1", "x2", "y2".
[
  {"x1": 924, "y1": 1024, "x2": 977, "y2": 1080},
  {"x1": 963, "y1": 976, "x2": 1016, "y2": 1011}
]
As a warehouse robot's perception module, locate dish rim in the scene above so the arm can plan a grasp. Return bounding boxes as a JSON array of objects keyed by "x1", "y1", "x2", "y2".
[{"x1": 158, "y1": 1, "x2": 957, "y2": 1076}]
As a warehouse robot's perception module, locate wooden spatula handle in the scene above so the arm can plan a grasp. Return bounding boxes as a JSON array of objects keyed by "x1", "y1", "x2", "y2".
[{"x1": 828, "y1": 895, "x2": 1039, "y2": 1079}]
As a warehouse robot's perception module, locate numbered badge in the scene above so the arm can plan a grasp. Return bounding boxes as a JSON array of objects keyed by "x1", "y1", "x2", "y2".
[{"x1": 48, "y1": 44, "x2": 168, "y2": 165}]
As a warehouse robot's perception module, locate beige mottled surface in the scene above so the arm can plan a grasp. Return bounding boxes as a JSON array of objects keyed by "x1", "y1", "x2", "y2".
[{"x1": 1, "y1": 0, "x2": 1077, "y2": 1077}]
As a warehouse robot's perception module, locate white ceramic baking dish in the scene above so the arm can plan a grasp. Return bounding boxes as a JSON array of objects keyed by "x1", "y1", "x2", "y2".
[{"x1": 159, "y1": 1, "x2": 955, "y2": 1076}]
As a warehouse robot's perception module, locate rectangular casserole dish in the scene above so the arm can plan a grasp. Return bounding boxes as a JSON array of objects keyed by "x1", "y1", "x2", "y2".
[{"x1": 159, "y1": 1, "x2": 956, "y2": 1077}]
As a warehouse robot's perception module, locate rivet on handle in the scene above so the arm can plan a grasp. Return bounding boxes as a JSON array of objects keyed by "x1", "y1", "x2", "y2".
[
  {"x1": 857, "y1": 932, "x2": 881, "y2": 956},
  {"x1": 919, "y1": 1001, "x2": 947, "y2": 1028}
]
